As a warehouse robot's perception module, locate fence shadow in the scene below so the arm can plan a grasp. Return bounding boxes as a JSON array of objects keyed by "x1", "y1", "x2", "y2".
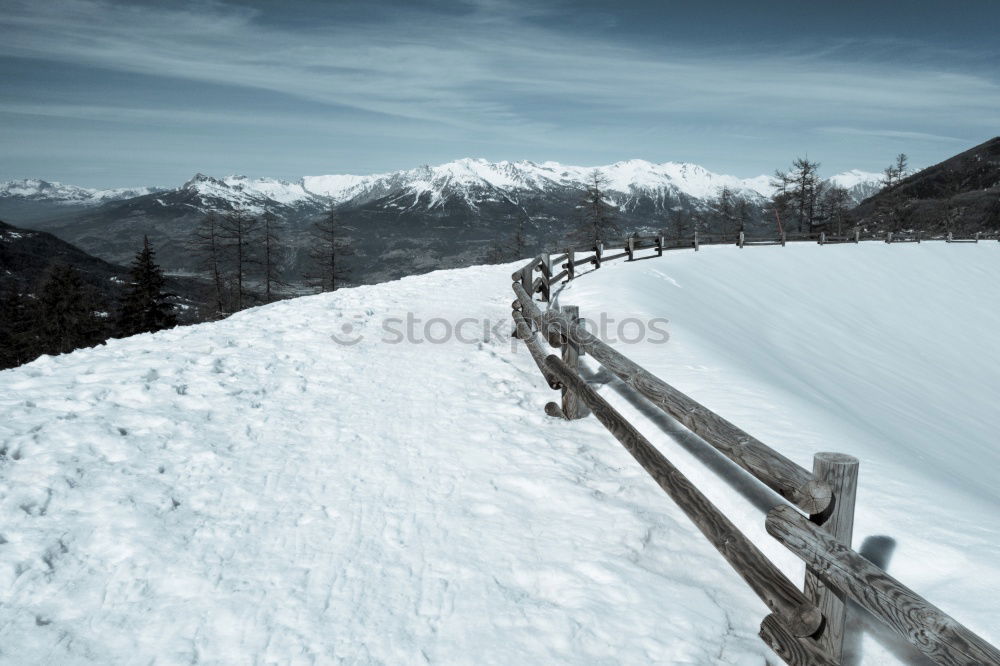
[
  {"x1": 842, "y1": 536, "x2": 935, "y2": 666},
  {"x1": 584, "y1": 364, "x2": 786, "y2": 514}
]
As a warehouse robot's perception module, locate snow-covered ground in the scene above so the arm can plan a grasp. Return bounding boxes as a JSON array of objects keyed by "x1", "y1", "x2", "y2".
[{"x1": 1, "y1": 243, "x2": 998, "y2": 664}]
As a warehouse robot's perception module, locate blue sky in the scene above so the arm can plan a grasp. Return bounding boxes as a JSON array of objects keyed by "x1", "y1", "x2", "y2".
[{"x1": 1, "y1": 0, "x2": 998, "y2": 187}]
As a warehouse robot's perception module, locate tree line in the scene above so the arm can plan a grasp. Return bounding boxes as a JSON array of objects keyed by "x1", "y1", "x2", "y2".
[
  {"x1": 190, "y1": 204, "x2": 353, "y2": 316},
  {"x1": 0, "y1": 237, "x2": 176, "y2": 370}
]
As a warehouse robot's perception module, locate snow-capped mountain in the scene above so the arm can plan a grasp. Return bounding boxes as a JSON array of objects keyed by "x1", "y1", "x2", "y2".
[
  {"x1": 3, "y1": 160, "x2": 884, "y2": 215},
  {"x1": 178, "y1": 158, "x2": 779, "y2": 213},
  {"x1": 827, "y1": 169, "x2": 885, "y2": 204},
  {"x1": 0, "y1": 178, "x2": 162, "y2": 205}
]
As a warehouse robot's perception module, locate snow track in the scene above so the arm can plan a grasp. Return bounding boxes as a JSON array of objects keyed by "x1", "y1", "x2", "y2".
[{"x1": 1, "y1": 244, "x2": 999, "y2": 664}]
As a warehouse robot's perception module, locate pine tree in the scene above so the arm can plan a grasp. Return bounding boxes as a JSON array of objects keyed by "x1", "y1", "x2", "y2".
[
  {"x1": 32, "y1": 264, "x2": 107, "y2": 356},
  {"x1": 0, "y1": 281, "x2": 33, "y2": 369},
  {"x1": 308, "y1": 207, "x2": 353, "y2": 292},
  {"x1": 116, "y1": 236, "x2": 176, "y2": 337}
]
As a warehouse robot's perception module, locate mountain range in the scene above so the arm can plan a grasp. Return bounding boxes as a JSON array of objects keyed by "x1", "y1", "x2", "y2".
[{"x1": 1, "y1": 159, "x2": 885, "y2": 286}]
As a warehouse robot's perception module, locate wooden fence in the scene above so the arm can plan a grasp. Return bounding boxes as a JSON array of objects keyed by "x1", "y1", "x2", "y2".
[{"x1": 509, "y1": 230, "x2": 1000, "y2": 665}]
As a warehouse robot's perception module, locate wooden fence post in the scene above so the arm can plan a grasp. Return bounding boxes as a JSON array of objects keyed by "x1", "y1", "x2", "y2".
[
  {"x1": 559, "y1": 305, "x2": 589, "y2": 419},
  {"x1": 520, "y1": 265, "x2": 533, "y2": 299},
  {"x1": 854, "y1": 228, "x2": 860, "y2": 243},
  {"x1": 738, "y1": 231, "x2": 745, "y2": 248},
  {"x1": 538, "y1": 253, "x2": 551, "y2": 303},
  {"x1": 566, "y1": 248, "x2": 575, "y2": 281},
  {"x1": 947, "y1": 231, "x2": 954, "y2": 243},
  {"x1": 975, "y1": 232, "x2": 981, "y2": 243},
  {"x1": 626, "y1": 237, "x2": 635, "y2": 261},
  {"x1": 594, "y1": 241, "x2": 604, "y2": 268},
  {"x1": 656, "y1": 235, "x2": 664, "y2": 256},
  {"x1": 694, "y1": 231, "x2": 700, "y2": 251},
  {"x1": 803, "y1": 452, "x2": 859, "y2": 663},
  {"x1": 781, "y1": 231, "x2": 786, "y2": 247},
  {"x1": 819, "y1": 232, "x2": 826, "y2": 245},
  {"x1": 886, "y1": 231, "x2": 893, "y2": 244}
]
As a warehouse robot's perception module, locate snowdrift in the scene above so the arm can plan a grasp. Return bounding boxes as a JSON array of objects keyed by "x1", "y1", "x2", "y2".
[{"x1": 1, "y1": 242, "x2": 998, "y2": 664}]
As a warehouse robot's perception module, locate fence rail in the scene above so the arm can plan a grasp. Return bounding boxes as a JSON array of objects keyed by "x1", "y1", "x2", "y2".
[{"x1": 508, "y1": 230, "x2": 1000, "y2": 665}]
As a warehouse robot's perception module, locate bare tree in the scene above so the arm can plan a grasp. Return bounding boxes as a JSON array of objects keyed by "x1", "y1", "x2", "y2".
[
  {"x1": 308, "y1": 207, "x2": 353, "y2": 292},
  {"x1": 569, "y1": 170, "x2": 620, "y2": 246},
  {"x1": 818, "y1": 185, "x2": 852, "y2": 235},
  {"x1": 484, "y1": 212, "x2": 530, "y2": 264},
  {"x1": 736, "y1": 197, "x2": 753, "y2": 235},
  {"x1": 710, "y1": 186, "x2": 739, "y2": 239},
  {"x1": 666, "y1": 208, "x2": 692, "y2": 241},
  {"x1": 260, "y1": 208, "x2": 287, "y2": 304},
  {"x1": 881, "y1": 153, "x2": 909, "y2": 189},
  {"x1": 190, "y1": 212, "x2": 227, "y2": 315},
  {"x1": 219, "y1": 206, "x2": 260, "y2": 311},
  {"x1": 772, "y1": 158, "x2": 822, "y2": 233}
]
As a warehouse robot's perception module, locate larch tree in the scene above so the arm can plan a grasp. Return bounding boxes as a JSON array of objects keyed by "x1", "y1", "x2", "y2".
[
  {"x1": 772, "y1": 158, "x2": 822, "y2": 233},
  {"x1": 260, "y1": 208, "x2": 287, "y2": 304},
  {"x1": 219, "y1": 206, "x2": 260, "y2": 310},
  {"x1": 569, "y1": 170, "x2": 620, "y2": 247},
  {"x1": 191, "y1": 212, "x2": 227, "y2": 315},
  {"x1": 308, "y1": 207, "x2": 353, "y2": 292}
]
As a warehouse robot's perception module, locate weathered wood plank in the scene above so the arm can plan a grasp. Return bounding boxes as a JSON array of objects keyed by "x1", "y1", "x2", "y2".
[
  {"x1": 548, "y1": 269, "x2": 568, "y2": 285},
  {"x1": 510, "y1": 308, "x2": 561, "y2": 390},
  {"x1": 544, "y1": 355, "x2": 823, "y2": 637},
  {"x1": 804, "y1": 453, "x2": 859, "y2": 662},
  {"x1": 559, "y1": 306, "x2": 589, "y2": 419},
  {"x1": 766, "y1": 504, "x2": 1000, "y2": 666},
  {"x1": 759, "y1": 614, "x2": 839, "y2": 666},
  {"x1": 511, "y1": 282, "x2": 831, "y2": 514},
  {"x1": 511, "y1": 256, "x2": 542, "y2": 281}
]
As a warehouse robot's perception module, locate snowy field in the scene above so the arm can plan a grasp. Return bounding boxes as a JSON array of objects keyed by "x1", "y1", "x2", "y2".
[{"x1": 1, "y1": 242, "x2": 998, "y2": 664}]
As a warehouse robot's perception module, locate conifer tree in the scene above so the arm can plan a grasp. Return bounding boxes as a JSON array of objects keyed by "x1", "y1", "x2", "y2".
[
  {"x1": 0, "y1": 281, "x2": 33, "y2": 369},
  {"x1": 32, "y1": 264, "x2": 107, "y2": 355},
  {"x1": 116, "y1": 236, "x2": 176, "y2": 337}
]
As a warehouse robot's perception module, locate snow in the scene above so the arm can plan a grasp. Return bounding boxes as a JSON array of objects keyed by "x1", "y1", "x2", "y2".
[
  {"x1": 828, "y1": 169, "x2": 883, "y2": 190},
  {"x1": 297, "y1": 158, "x2": 776, "y2": 211},
  {"x1": 2, "y1": 243, "x2": 998, "y2": 664},
  {"x1": 0, "y1": 179, "x2": 159, "y2": 205},
  {"x1": 4, "y1": 161, "x2": 883, "y2": 212}
]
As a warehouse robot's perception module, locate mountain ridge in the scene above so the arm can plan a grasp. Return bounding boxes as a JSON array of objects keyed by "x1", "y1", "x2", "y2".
[{"x1": 3, "y1": 158, "x2": 884, "y2": 211}]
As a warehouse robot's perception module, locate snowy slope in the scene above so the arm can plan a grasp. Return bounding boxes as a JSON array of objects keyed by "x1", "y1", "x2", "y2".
[{"x1": 2, "y1": 244, "x2": 998, "y2": 664}]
